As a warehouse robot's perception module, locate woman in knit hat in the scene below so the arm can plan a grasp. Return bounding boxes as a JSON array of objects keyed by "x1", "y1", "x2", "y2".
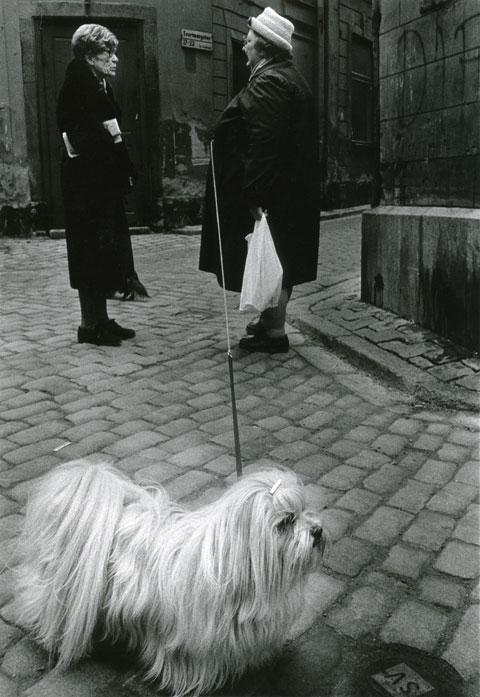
[{"x1": 200, "y1": 7, "x2": 320, "y2": 353}]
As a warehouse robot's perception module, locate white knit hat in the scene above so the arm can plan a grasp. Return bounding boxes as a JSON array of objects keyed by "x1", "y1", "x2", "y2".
[{"x1": 249, "y1": 7, "x2": 294, "y2": 54}]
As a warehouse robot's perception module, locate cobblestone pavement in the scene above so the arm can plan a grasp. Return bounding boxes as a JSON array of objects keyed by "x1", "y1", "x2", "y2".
[{"x1": 0, "y1": 219, "x2": 478, "y2": 696}]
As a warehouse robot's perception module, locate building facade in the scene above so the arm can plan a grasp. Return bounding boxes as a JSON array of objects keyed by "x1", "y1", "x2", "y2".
[{"x1": 0, "y1": 0, "x2": 378, "y2": 235}]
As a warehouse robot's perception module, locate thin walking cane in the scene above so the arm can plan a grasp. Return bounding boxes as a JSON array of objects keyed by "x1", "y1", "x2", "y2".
[{"x1": 210, "y1": 140, "x2": 243, "y2": 479}]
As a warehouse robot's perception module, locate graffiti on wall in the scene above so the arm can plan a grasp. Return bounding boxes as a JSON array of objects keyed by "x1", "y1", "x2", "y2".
[{"x1": 384, "y1": 8, "x2": 480, "y2": 206}]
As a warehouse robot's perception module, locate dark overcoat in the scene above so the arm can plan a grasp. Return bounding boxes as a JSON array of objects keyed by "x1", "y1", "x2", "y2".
[
  {"x1": 199, "y1": 57, "x2": 320, "y2": 292},
  {"x1": 57, "y1": 59, "x2": 138, "y2": 294}
]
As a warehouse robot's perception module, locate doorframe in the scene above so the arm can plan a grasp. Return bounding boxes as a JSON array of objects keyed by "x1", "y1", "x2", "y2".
[{"x1": 20, "y1": 2, "x2": 160, "y2": 228}]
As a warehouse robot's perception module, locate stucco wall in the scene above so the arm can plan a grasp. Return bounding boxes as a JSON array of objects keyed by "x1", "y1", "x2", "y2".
[
  {"x1": 1, "y1": 0, "x2": 215, "y2": 234},
  {"x1": 0, "y1": 0, "x2": 30, "y2": 232}
]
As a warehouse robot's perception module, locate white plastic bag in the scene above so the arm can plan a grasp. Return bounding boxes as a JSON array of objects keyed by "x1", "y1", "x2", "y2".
[{"x1": 239, "y1": 214, "x2": 283, "y2": 313}]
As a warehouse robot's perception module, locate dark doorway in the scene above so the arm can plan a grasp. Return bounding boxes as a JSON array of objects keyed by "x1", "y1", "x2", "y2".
[
  {"x1": 36, "y1": 18, "x2": 149, "y2": 227},
  {"x1": 231, "y1": 38, "x2": 250, "y2": 95}
]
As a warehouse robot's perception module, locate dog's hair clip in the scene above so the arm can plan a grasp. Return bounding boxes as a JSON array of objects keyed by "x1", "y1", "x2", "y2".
[{"x1": 269, "y1": 480, "x2": 282, "y2": 495}]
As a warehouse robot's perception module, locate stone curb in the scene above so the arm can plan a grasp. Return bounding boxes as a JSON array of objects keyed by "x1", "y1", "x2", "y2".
[
  {"x1": 33, "y1": 205, "x2": 368, "y2": 239},
  {"x1": 292, "y1": 307, "x2": 479, "y2": 412},
  {"x1": 169, "y1": 206, "x2": 369, "y2": 234}
]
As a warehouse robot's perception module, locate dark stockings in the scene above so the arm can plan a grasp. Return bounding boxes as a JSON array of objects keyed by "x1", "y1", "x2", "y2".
[
  {"x1": 78, "y1": 288, "x2": 109, "y2": 330},
  {"x1": 260, "y1": 285, "x2": 293, "y2": 338}
]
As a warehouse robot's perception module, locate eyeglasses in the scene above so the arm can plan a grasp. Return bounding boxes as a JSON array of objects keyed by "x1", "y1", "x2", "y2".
[{"x1": 96, "y1": 50, "x2": 117, "y2": 60}]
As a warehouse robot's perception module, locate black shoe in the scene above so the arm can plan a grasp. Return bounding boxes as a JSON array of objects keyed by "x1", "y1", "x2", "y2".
[
  {"x1": 77, "y1": 325, "x2": 122, "y2": 347},
  {"x1": 105, "y1": 319, "x2": 136, "y2": 339},
  {"x1": 246, "y1": 316, "x2": 265, "y2": 336},
  {"x1": 239, "y1": 333, "x2": 289, "y2": 354}
]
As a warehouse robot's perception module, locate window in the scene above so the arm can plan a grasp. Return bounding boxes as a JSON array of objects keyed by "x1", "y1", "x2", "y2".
[{"x1": 351, "y1": 35, "x2": 373, "y2": 144}]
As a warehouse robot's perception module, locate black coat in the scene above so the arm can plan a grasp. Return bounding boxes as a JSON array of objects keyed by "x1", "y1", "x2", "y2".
[
  {"x1": 57, "y1": 59, "x2": 138, "y2": 294},
  {"x1": 199, "y1": 57, "x2": 320, "y2": 292}
]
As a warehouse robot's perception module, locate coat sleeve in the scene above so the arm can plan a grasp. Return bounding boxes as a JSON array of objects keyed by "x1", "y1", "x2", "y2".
[
  {"x1": 57, "y1": 77, "x2": 135, "y2": 193},
  {"x1": 56, "y1": 79, "x2": 117, "y2": 158},
  {"x1": 240, "y1": 72, "x2": 293, "y2": 208}
]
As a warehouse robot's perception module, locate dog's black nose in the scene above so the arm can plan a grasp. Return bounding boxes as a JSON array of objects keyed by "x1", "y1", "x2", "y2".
[{"x1": 311, "y1": 526, "x2": 323, "y2": 549}]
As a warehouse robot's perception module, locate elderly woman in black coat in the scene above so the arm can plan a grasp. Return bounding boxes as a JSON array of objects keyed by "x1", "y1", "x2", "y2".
[
  {"x1": 199, "y1": 7, "x2": 320, "y2": 354},
  {"x1": 57, "y1": 23, "x2": 147, "y2": 346}
]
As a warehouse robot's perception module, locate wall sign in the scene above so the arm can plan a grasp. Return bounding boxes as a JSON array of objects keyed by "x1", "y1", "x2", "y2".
[{"x1": 181, "y1": 29, "x2": 213, "y2": 51}]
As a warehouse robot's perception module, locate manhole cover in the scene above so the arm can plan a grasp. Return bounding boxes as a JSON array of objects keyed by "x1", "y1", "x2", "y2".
[{"x1": 359, "y1": 644, "x2": 467, "y2": 697}]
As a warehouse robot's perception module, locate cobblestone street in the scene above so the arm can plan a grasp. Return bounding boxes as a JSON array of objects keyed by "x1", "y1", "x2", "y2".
[{"x1": 0, "y1": 217, "x2": 478, "y2": 696}]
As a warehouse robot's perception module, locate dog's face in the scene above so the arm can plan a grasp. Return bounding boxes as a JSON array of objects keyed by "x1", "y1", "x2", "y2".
[
  {"x1": 200, "y1": 469, "x2": 325, "y2": 607},
  {"x1": 255, "y1": 470, "x2": 325, "y2": 572},
  {"x1": 273, "y1": 504, "x2": 325, "y2": 561}
]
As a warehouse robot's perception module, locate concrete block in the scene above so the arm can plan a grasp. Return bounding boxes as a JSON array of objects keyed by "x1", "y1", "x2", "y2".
[
  {"x1": 382, "y1": 543, "x2": 431, "y2": 579},
  {"x1": 453, "y1": 507, "x2": 480, "y2": 545},
  {"x1": 455, "y1": 461, "x2": 480, "y2": 486},
  {"x1": 355, "y1": 506, "x2": 414, "y2": 546},
  {"x1": 361, "y1": 208, "x2": 480, "y2": 351},
  {"x1": 389, "y1": 418, "x2": 423, "y2": 436},
  {"x1": 412, "y1": 433, "x2": 443, "y2": 451},
  {"x1": 371, "y1": 433, "x2": 408, "y2": 456},
  {"x1": 403, "y1": 510, "x2": 455, "y2": 551},
  {"x1": 169, "y1": 443, "x2": 227, "y2": 468},
  {"x1": 427, "y1": 481, "x2": 477, "y2": 515},
  {"x1": 415, "y1": 459, "x2": 457, "y2": 485},
  {"x1": 287, "y1": 572, "x2": 346, "y2": 641},
  {"x1": 0, "y1": 618, "x2": 22, "y2": 657},
  {"x1": 164, "y1": 470, "x2": 218, "y2": 502},
  {"x1": 434, "y1": 541, "x2": 480, "y2": 579},
  {"x1": 380, "y1": 601, "x2": 447, "y2": 652},
  {"x1": 419, "y1": 576, "x2": 466, "y2": 609},
  {"x1": 2, "y1": 637, "x2": 48, "y2": 680},
  {"x1": 327, "y1": 440, "x2": 364, "y2": 459},
  {"x1": 345, "y1": 448, "x2": 391, "y2": 470},
  {"x1": 320, "y1": 508, "x2": 355, "y2": 542},
  {"x1": 319, "y1": 465, "x2": 365, "y2": 492},
  {"x1": 443, "y1": 605, "x2": 480, "y2": 681},
  {"x1": 388, "y1": 480, "x2": 435, "y2": 513},
  {"x1": 23, "y1": 660, "x2": 117, "y2": 697},
  {"x1": 437, "y1": 443, "x2": 471, "y2": 463},
  {"x1": 363, "y1": 464, "x2": 406, "y2": 494},
  {"x1": 335, "y1": 488, "x2": 381, "y2": 515},
  {"x1": 325, "y1": 537, "x2": 375, "y2": 577},
  {"x1": 327, "y1": 587, "x2": 389, "y2": 639}
]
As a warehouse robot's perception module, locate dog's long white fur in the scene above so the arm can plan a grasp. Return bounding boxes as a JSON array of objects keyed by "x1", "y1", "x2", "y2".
[{"x1": 16, "y1": 461, "x2": 324, "y2": 696}]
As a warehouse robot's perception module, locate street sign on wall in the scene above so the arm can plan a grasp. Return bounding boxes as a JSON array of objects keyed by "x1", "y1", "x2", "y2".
[{"x1": 181, "y1": 29, "x2": 213, "y2": 51}]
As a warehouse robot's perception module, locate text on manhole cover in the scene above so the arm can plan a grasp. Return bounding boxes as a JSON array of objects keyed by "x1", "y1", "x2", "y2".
[{"x1": 371, "y1": 662, "x2": 435, "y2": 697}]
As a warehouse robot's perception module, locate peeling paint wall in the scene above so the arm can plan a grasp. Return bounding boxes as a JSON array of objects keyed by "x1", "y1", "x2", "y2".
[
  {"x1": 319, "y1": 0, "x2": 377, "y2": 209},
  {"x1": 0, "y1": 0, "x2": 30, "y2": 224}
]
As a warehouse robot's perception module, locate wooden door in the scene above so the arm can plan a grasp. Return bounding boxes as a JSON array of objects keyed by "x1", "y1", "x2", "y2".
[{"x1": 37, "y1": 19, "x2": 148, "y2": 227}]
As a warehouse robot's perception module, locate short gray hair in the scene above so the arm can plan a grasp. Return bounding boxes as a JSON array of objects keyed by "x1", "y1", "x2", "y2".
[{"x1": 71, "y1": 23, "x2": 118, "y2": 60}]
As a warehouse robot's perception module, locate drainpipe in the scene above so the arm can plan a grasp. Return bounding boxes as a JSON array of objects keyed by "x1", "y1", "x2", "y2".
[
  {"x1": 317, "y1": 0, "x2": 329, "y2": 207},
  {"x1": 372, "y1": 0, "x2": 382, "y2": 207}
]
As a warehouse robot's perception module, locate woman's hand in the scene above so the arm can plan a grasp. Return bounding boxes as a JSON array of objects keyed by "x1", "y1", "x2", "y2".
[{"x1": 249, "y1": 206, "x2": 264, "y2": 221}]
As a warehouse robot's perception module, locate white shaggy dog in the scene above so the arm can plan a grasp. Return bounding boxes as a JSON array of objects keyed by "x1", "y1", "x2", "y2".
[{"x1": 16, "y1": 461, "x2": 325, "y2": 696}]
